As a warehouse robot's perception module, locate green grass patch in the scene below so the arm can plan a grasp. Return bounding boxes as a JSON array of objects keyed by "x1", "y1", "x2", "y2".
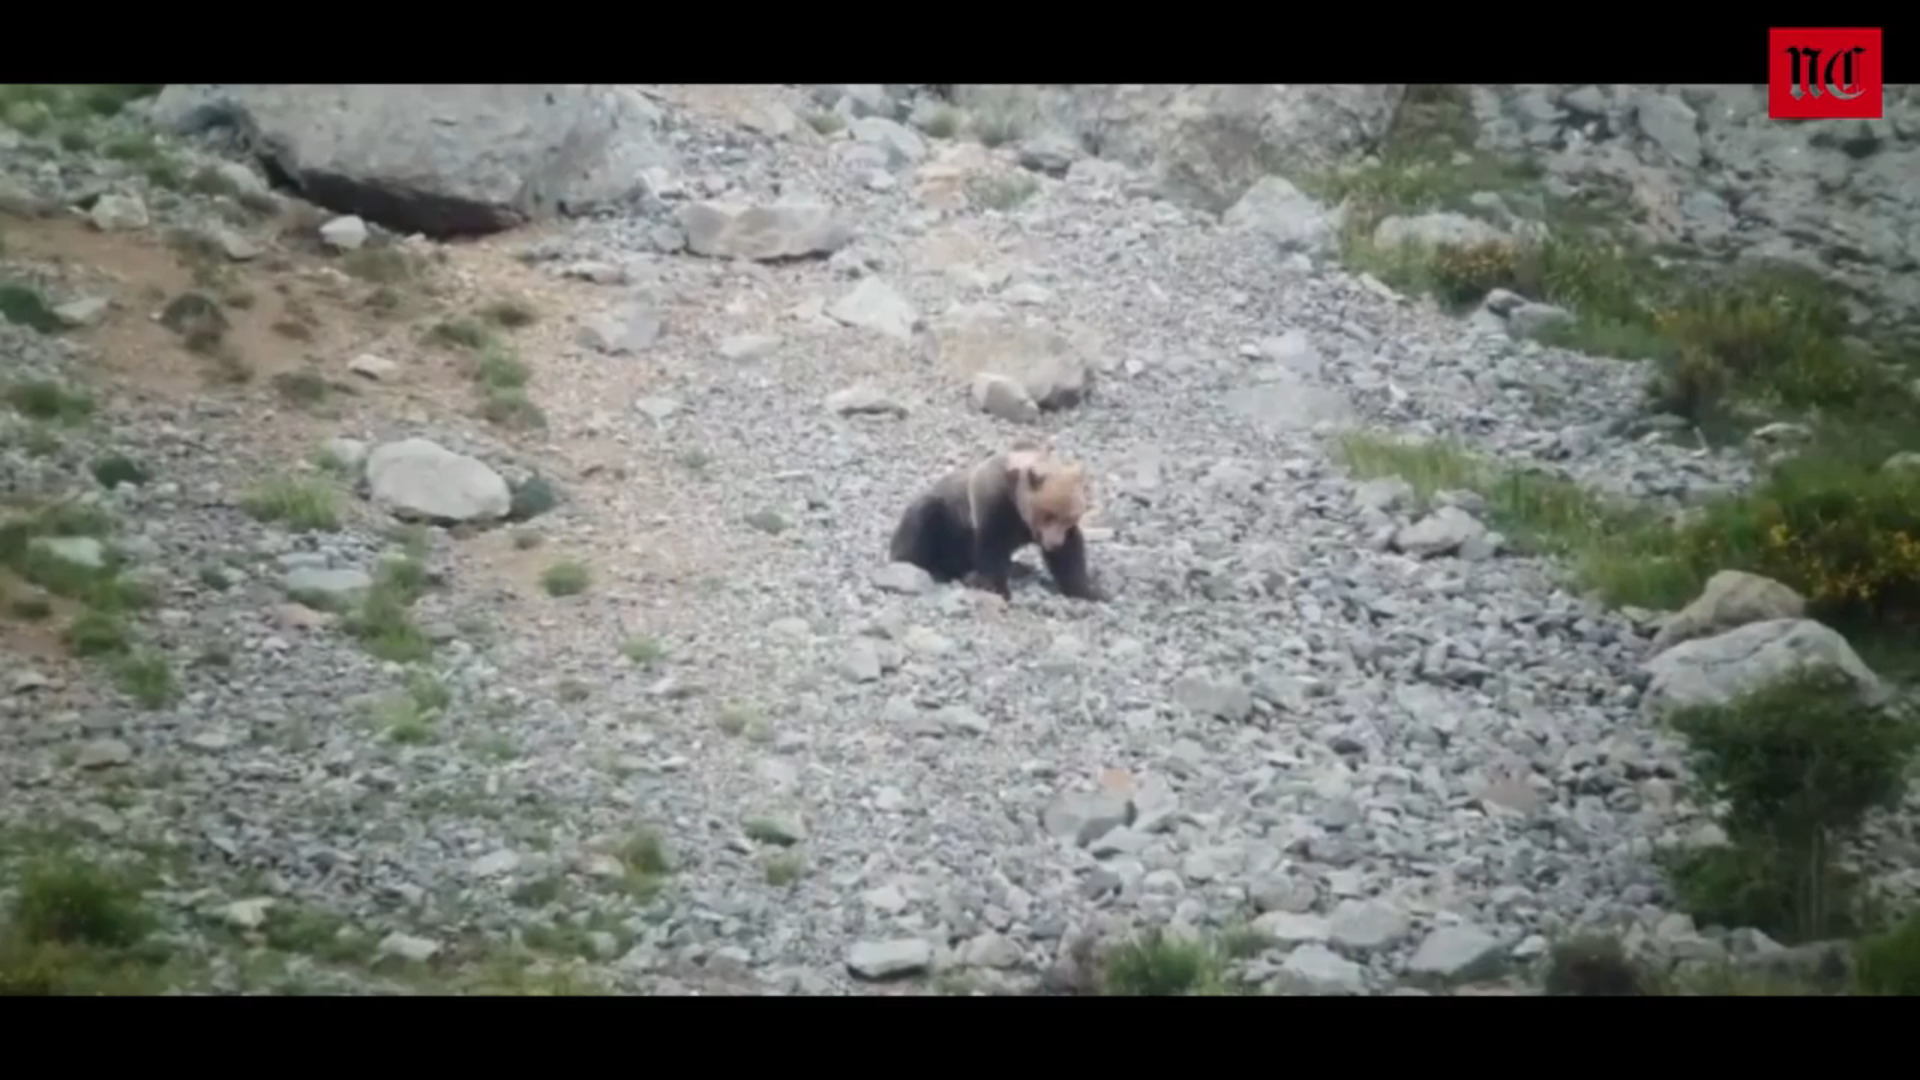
[
  {"x1": 1336, "y1": 432, "x2": 1920, "y2": 666},
  {"x1": 1098, "y1": 928, "x2": 1236, "y2": 996},
  {"x1": 341, "y1": 555, "x2": 434, "y2": 663},
  {"x1": 240, "y1": 476, "x2": 340, "y2": 532},
  {"x1": 6, "y1": 380, "x2": 93, "y2": 424}
]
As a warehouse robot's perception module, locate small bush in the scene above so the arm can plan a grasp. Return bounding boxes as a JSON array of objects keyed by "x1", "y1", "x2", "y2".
[
  {"x1": 474, "y1": 344, "x2": 530, "y2": 390},
  {"x1": 8, "y1": 857, "x2": 153, "y2": 948},
  {"x1": 1427, "y1": 240, "x2": 1521, "y2": 308},
  {"x1": 64, "y1": 610, "x2": 129, "y2": 657},
  {"x1": 270, "y1": 371, "x2": 330, "y2": 408},
  {"x1": 966, "y1": 173, "x2": 1038, "y2": 212},
  {"x1": 622, "y1": 636, "x2": 664, "y2": 666},
  {"x1": 1671, "y1": 455, "x2": 1920, "y2": 629},
  {"x1": 6, "y1": 381, "x2": 93, "y2": 424},
  {"x1": 481, "y1": 388, "x2": 547, "y2": 430},
  {"x1": 541, "y1": 560, "x2": 590, "y2": 597},
  {"x1": 0, "y1": 282, "x2": 62, "y2": 333},
  {"x1": 428, "y1": 318, "x2": 493, "y2": 351},
  {"x1": 1853, "y1": 909, "x2": 1920, "y2": 996},
  {"x1": 1541, "y1": 935, "x2": 1647, "y2": 996},
  {"x1": 919, "y1": 106, "x2": 961, "y2": 139},
  {"x1": 241, "y1": 477, "x2": 340, "y2": 532},
  {"x1": 90, "y1": 454, "x2": 149, "y2": 489},
  {"x1": 480, "y1": 296, "x2": 539, "y2": 329},
  {"x1": 1662, "y1": 669, "x2": 1920, "y2": 943}
]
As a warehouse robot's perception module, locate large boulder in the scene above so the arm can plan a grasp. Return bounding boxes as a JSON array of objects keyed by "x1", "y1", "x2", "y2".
[
  {"x1": 953, "y1": 85, "x2": 1405, "y2": 214},
  {"x1": 147, "y1": 84, "x2": 673, "y2": 237},
  {"x1": 1641, "y1": 618, "x2": 1888, "y2": 716},
  {"x1": 365, "y1": 438, "x2": 511, "y2": 524}
]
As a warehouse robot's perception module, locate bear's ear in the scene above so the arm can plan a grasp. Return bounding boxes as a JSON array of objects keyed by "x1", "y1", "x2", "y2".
[{"x1": 1022, "y1": 466, "x2": 1044, "y2": 489}]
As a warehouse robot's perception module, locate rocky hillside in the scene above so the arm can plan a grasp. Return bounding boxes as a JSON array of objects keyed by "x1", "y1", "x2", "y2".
[{"x1": 1, "y1": 83, "x2": 1916, "y2": 996}]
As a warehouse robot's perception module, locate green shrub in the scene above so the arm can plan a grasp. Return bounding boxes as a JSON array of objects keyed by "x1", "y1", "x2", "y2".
[
  {"x1": 1662, "y1": 669, "x2": 1920, "y2": 943},
  {"x1": 1853, "y1": 909, "x2": 1920, "y2": 995},
  {"x1": 1672, "y1": 455, "x2": 1920, "y2": 628},
  {"x1": 0, "y1": 282, "x2": 62, "y2": 333}
]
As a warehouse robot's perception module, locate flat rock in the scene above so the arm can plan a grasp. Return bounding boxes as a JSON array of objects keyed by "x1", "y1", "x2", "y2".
[
  {"x1": 846, "y1": 938, "x2": 933, "y2": 980},
  {"x1": 679, "y1": 200, "x2": 852, "y2": 261}
]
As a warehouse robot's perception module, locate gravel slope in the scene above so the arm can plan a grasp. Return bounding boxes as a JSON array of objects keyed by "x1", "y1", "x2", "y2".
[{"x1": 0, "y1": 85, "x2": 1786, "y2": 995}]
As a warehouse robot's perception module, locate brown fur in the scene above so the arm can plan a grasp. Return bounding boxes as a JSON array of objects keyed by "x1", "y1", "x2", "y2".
[{"x1": 889, "y1": 442, "x2": 1104, "y2": 601}]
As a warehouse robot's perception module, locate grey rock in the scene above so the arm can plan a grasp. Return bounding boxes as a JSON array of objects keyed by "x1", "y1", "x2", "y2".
[
  {"x1": 680, "y1": 200, "x2": 852, "y2": 261},
  {"x1": 149, "y1": 84, "x2": 672, "y2": 236},
  {"x1": 847, "y1": 938, "x2": 933, "y2": 980},
  {"x1": 1405, "y1": 925, "x2": 1507, "y2": 983},
  {"x1": 1643, "y1": 618, "x2": 1887, "y2": 715},
  {"x1": 827, "y1": 277, "x2": 919, "y2": 342},
  {"x1": 366, "y1": 438, "x2": 511, "y2": 524}
]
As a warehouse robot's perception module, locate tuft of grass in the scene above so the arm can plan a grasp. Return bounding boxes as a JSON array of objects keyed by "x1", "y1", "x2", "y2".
[
  {"x1": 240, "y1": 476, "x2": 340, "y2": 533},
  {"x1": 763, "y1": 853, "x2": 804, "y2": 886},
  {"x1": 338, "y1": 246, "x2": 414, "y2": 285},
  {"x1": 480, "y1": 296, "x2": 539, "y2": 329},
  {"x1": 970, "y1": 109, "x2": 1025, "y2": 148},
  {"x1": 480, "y1": 387, "x2": 547, "y2": 430},
  {"x1": 270, "y1": 371, "x2": 330, "y2": 408},
  {"x1": 372, "y1": 693, "x2": 436, "y2": 744},
  {"x1": 428, "y1": 317, "x2": 493, "y2": 351},
  {"x1": 621, "y1": 635, "x2": 664, "y2": 666},
  {"x1": 342, "y1": 556, "x2": 433, "y2": 663},
  {"x1": 115, "y1": 651, "x2": 178, "y2": 709},
  {"x1": 966, "y1": 173, "x2": 1039, "y2": 212},
  {"x1": 919, "y1": 106, "x2": 961, "y2": 139},
  {"x1": 6, "y1": 380, "x2": 94, "y2": 424},
  {"x1": 1098, "y1": 929, "x2": 1227, "y2": 996},
  {"x1": 64, "y1": 610, "x2": 130, "y2": 657},
  {"x1": 540, "y1": 560, "x2": 590, "y2": 598},
  {"x1": 616, "y1": 828, "x2": 673, "y2": 900},
  {"x1": 0, "y1": 281, "x2": 62, "y2": 333},
  {"x1": 474, "y1": 343, "x2": 531, "y2": 390}
]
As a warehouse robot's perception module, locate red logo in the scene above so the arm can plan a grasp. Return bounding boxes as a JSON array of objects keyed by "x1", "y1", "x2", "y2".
[{"x1": 1769, "y1": 27, "x2": 1883, "y2": 119}]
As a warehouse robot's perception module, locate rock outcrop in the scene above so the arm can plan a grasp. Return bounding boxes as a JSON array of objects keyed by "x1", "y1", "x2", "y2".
[{"x1": 146, "y1": 84, "x2": 674, "y2": 237}]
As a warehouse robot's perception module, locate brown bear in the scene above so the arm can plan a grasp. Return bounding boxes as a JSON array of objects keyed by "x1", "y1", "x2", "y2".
[{"x1": 887, "y1": 440, "x2": 1104, "y2": 601}]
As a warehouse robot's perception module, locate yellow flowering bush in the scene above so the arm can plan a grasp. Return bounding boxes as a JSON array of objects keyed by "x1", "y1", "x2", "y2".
[
  {"x1": 1677, "y1": 456, "x2": 1920, "y2": 626},
  {"x1": 1427, "y1": 240, "x2": 1520, "y2": 307}
]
